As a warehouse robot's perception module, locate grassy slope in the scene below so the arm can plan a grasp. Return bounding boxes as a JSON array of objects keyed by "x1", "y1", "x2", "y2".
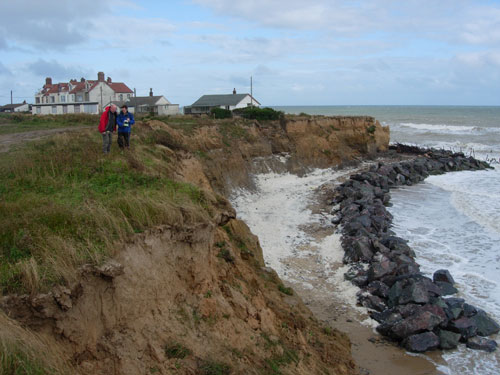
[
  {"x1": 0, "y1": 117, "x2": 214, "y2": 295},
  {"x1": 0, "y1": 114, "x2": 99, "y2": 135}
]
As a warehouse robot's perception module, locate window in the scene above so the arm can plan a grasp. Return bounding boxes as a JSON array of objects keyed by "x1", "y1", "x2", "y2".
[
  {"x1": 84, "y1": 104, "x2": 97, "y2": 113},
  {"x1": 36, "y1": 97, "x2": 40, "y2": 104},
  {"x1": 63, "y1": 105, "x2": 68, "y2": 114},
  {"x1": 119, "y1": 94, "x2": 123, "y2": 101},
  {"x1": 36, "y1": 106, "x2": 41, "y2": 114},
  {"x1": 51, "y1": 106, "x2": 57, "y2": 114},
  {"x1": 76, "y1": 95, "x2": 83, "y2": 102},
  {"x1": 51, "y1": 96, "x2": 55, "y2": 103},
  {"x1": 74, "y1": 104, "x2": 80, "y2": 113},
  {"x1": 127, "y1": 94, "x2": 131, "y2": 99},
  {"x1": 71, "y1": 95, "x2": 75, "y2": 102},
  {"x1": 60, "y1": 95, "x2": 65, "y2": 103}
]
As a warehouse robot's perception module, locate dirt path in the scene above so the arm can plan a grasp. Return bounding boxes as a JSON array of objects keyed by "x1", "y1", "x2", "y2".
[{"x1": 0, "y1": 126, "x2": 92, "y2": 153}]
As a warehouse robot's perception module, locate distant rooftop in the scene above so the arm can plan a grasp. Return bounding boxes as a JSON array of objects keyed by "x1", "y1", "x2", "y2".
[{"x1": 191, "y1": 93, "x2": 260, "y2": 107}]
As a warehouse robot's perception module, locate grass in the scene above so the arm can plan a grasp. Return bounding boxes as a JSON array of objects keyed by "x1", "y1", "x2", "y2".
[
  {"x1": 198, "y1": 360, "x2": 231, "y2": 375},
  {"x1": 164, "y1": 342, "x2": 191, "y2": 359},
  {"x1": 0, "y1": 124, "x2": 212, "y2": 294},
  {"x1": 0, "y1": 113, "x2": 97, "y2": 135},
  {"x1": 278, "y1": 284, "x2": 293, "y2": 296},
  {"x1": 0, "y1": 312, "x2": 69, "y2": 375}
]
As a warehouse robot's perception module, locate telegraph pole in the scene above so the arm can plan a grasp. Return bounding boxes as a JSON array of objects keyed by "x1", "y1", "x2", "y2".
[
  {"x1": 134, "y1": 88, "x2": 137, "y2": 114},
  {"x1": 10, "y1": 90, "x2": 13, "y2": 104},
  {"x1": 250, "y1": 76, "x2": 253, "y2": 107}
]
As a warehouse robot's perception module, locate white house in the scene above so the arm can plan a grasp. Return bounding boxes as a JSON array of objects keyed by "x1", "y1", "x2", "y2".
[
  {"x1": 32, "y1": 72, "x2": 133, "y2": 115},
  {"x1": 184, "y1": 89, "x2": 260, "y2": 114},
  {"x1": 0, "y1": 101, "x2": 31, "y2": 112},
  {"x1": 106, "y1": 89, "x2": 179, "y2": 115}
]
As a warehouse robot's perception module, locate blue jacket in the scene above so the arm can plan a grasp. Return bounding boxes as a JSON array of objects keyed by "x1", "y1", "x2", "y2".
[{"x1": 116, "y1": 112, "x2": 135, "y2": 133}]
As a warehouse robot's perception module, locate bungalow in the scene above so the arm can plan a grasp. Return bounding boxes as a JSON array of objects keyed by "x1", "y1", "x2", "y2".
[
  {"x1": 105, "y1": 89, "x2": 179, "y2": 115},
  {"x1": 184, "y1": 89, "x2": 260, "y2": 115},
  {"x1": 32, "y1": 72, "x2": 133, "y2": 115},
  {"x1": 0, "y1": 101, "x2": 31, "y2": 113}
]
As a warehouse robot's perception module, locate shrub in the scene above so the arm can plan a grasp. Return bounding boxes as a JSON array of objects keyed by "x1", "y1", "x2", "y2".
[
  {"x1": 233, "y1": 107, "x2": 283, "y2": 121},
  {"x1": 278, "y1": 284, "x2": 293, "y2": 296},
  {"x1": 210, "y1": 108, "x2": 232, "y2": 119},
  {"x1": 164, "y1": 342, "x2": 191, "y2": 359}
]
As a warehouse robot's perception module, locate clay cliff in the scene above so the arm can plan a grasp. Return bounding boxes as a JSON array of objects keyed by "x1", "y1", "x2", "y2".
[{"x1": 0, "y1": 115, "x2": 389, "y2": 375}]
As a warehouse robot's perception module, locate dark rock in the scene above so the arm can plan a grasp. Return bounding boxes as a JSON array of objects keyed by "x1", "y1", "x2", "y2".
[
  {"x1": 360, "y1": 294, "x2": 386, "y2": 312},
  {"x1": 463, "y1": 303, "x2": 478, "y2": 318},
  {"x1": 466, "y1": 337, "x2": 498, "y2": 352},
  {"x1": 389, "y1": 310, "x2": 444, "y2": 340},
  {"x1": 370, "y1": 308, "x2": 397, "y2": 323},
  {"x1": 438, "y1": 330, "x2": 461, "y2": 350},
  {"x1": 444, "y1": 298, "x2": 465, "y2": 320},
  {"x1": 449, "y1": 317, "x2": 478, "y2": 340},
  {"x1": 351, "y1": 275, "x2": 369, "y2": 287},
  {"x1": 403, "y1": 332, "x2": 440, "y2": 353},
  {"x1": 435, "y1": 281, "x2": 458, "y2": 296},
  {"x1": 367, "y1": 256, "x2": 397, "y2": 281},
  {"x1": 387, "y1": 280, "x2": 405, "y2": 307},
  {"x1": 350, "y1": 237, "x2": 374, "y2": 262},
  {"x1": 470, "y1": 310, "x2": 500, "y2": 336},
  {"x1": 366, "y1": 281, "x2": 390, "y2": 299},
  {"x1": 398, "y1": 279, "x2": 430, "y2": 305},
  {"x1": 433, "y1": 269, "x2": 455, "y2": 285}
]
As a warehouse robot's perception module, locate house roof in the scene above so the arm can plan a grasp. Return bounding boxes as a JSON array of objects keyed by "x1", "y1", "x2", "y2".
[
  {"x1": 191, "y1": 93, "x2": 260, "y2": 107},
  {"x1": 125, "y1": 96, "x2": 167, "y2": 107},
  {"x1": 108, "y1": 82, "x2": 133, "y2": 94},
  {"x1": 0, "y1": 103, "x2": 29, "y2": 111}
]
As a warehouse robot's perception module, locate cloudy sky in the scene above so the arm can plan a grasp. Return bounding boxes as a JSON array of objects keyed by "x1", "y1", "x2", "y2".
[{"x1": 1, "y1": 0, "x2": 499, "y2": 106}]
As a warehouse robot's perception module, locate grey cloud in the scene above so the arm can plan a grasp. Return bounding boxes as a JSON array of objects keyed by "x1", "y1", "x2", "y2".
[
  {"x1": 27, "y1": 59, "x2": 90, "y2": 80},
  {"x1": 0, "y1": 62, "x2": 12, "y2": 76},
  {"x1": 0, "y1": 0, "x2": 110, "y2": 50}
]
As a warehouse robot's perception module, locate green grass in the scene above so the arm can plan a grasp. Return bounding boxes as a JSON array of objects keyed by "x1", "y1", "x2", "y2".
[
  {"x1": 278, "y1": 284, "x2": 293, "y2": 296},
  {"x1": 0, "y1": 126, "x2": 211, "y2": 294},
  {"x1": 0, "y1": 113, "x2": 97, "y2": 135},
  {"x1": 0, "y1": 346, "x2": 56, "y2": 375},
  {"x1": 164, "y1": 342, "x2": 191, "y2": 359},
  {"x1": 199, "y1": 360, "x2": 231, "y2": 375}
]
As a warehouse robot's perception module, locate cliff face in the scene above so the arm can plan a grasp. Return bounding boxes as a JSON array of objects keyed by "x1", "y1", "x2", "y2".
[{"x1": 0, "y1": 116, "x2": 389, "y2": 375}]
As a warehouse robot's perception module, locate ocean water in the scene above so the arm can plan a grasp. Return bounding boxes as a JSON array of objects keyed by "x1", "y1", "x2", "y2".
[{"x1": 274, "y1": 106, "x2": 500, "y2": 375}]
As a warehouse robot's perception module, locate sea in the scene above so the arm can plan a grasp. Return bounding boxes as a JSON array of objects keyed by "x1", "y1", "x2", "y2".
[{"x1": 271, "y1": 106, "x2": 500, "y2": 375}]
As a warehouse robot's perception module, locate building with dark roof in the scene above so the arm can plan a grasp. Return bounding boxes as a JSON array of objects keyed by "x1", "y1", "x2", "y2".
[
  {"x1": 184, "y1": 89, "x2": 260, "y2": 114},
  {"x1": 32, "y1": 72, "x2": 133, "y2": 115},
  {"x1": 0, "y1": 101, "x2": 31, "y2": 113},
  {"x1": 105, "y1": 89, "x2": 179, "y2": 115}
]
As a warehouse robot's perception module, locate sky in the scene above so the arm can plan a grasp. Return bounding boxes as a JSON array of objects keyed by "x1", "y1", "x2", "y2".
[{"x1": 0, "y1": 0, "x2": 499, "y2": 106}]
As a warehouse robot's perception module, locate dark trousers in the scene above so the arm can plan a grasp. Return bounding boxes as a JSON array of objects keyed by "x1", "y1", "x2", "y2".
[
  {"x1": 102, "y1": 131, "x2": 112, "y2": 153},
  {"x1": 117, "y1": 132, "x2": 130, "y2": 149}
]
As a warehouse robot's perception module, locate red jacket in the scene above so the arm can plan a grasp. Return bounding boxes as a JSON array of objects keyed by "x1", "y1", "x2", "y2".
[{"x1": 98, "y1": 106, "x2": 117, "y2": 133}]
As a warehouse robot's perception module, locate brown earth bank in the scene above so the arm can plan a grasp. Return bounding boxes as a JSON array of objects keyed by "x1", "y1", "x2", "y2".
[{"x1": 1, "y1": 115, "x2": 391, "y2": 374}]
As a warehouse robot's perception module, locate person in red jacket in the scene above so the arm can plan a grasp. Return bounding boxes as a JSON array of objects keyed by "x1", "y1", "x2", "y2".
[{"x1": 98, "y1": 104, "x2": 118, "y2": 154}]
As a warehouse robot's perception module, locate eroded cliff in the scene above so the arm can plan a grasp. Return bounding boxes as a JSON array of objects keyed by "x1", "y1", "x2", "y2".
[{"x1": 0, "y1": 115, "x2": 389, "y2": 375}]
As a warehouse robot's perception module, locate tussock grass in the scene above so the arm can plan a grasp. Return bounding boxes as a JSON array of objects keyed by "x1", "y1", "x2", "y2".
[
  {"x1": 0, "y1": 127, "x2": 211, "y2": 294},
  {"x1": 0, "y1": 113, "x2": 97, "y2": 135},
  {"x1": 0, "y1": 312, "x2": 70, "y2": 374}
]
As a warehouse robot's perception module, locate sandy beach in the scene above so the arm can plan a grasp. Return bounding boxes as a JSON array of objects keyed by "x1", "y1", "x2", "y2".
[{"x1": 231, "y1": 158, "x2": 444, "y2": 375}]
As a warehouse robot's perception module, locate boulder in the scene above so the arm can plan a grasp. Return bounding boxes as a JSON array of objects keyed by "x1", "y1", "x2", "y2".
[
  {"x1": 444, "y1": 298, "x2": 465, "y2": 320},
  {"x1": 360, "y1": 294, "x2": 386, "y2": 312},
  {"x1": 389, "y1": 310, "x2": 444, "y2": 340},
  {"x1": 366, "y1": 281, "x2": 390, "y2": 299},
  {"x1": 438, "y1": 330, "x2": 461, "y2": 350},
  {"x1": 435, "y1": 281, "x2": 458, "y2": 296},
  {"x1": 403, "y1": 332, "x2": 440, "y2": 353},
  {"x1": 433, "y1": 269, "x2": 455, "y2": 285},
  {"x1": 466, "y1": 337, "x2": 498, "y2": 353},
  {"x1": 398, "y1": 279, "x2": 430, "y2": 305},
  {"x1": 470, "y1": 310, "x2": 500, "y2": 336},
  {"x1": 370, "y1": 308, "x2": 397, "y2": 324},
  {"x1": 448, "y1": 317, "x2": 478, "y2": 340},
  {"x1": 463, "y1": 303, "x2": 478, "y2": 318},
  {"x1": 367, "y1": 257, "x2": 396, "y2": 281}
]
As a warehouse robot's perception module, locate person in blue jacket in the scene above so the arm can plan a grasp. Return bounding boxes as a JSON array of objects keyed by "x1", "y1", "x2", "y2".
[{"x1": 116, "y1": 105, "x2": 135, "y2": 149}]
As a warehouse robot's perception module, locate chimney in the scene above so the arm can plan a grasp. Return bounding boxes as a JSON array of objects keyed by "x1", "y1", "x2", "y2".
[
  {"x1": 107, "y1": 77, "x2": 112, "y2": 83},
  {"x1": 149, "y1": 88, "x2": 153, "y2": 97},
  {"x1": 233, "y1": 88, "x2": 236, "y2": 95},
  {"x1": 23, "y1": 100, "x2": 26, "y2": 104},
  {"x1": 80, "y1": 77, "x2": 85, "y2": 82},
  {"x1": 98, "y1": 72, "x2": 105, "y2": 81},
  {"x1": 45, "y1": 77, "x2": 52, "y2": 86}
]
